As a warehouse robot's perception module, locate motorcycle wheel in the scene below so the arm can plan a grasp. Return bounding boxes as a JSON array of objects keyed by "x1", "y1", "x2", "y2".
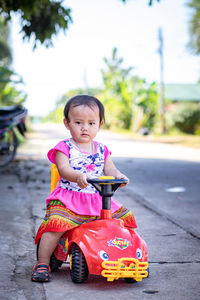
[{"x1": 0, "y1": 129, "x2": 18, "y2": 168}]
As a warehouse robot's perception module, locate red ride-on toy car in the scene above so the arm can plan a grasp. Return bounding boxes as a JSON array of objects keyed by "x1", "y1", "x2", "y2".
[{"x1": 37, "y1": 165, "x2": 149, "y2": 283}]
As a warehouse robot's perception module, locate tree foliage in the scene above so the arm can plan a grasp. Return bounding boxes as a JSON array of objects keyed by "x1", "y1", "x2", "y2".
[
  {"x1": 100, "y1": 48, "x2": 133, "y2": 129},
  {"x1": 0, "y1": 65, "x2": 27, "y2": 106},
  {"x1": 187, "y1": 0, "x2": 200, "y2": 55},
  {"x1": 0, "y1": 0, "x2": 72, "y2": 48},
  {"x1": 99, "y1": 48, "x2": 158, "y2": 131},
  {"x1": 46, "y1": 48, "x2": 159, "y2": 132},
  {"x1": 0, "y1": 16, "x2": 12, "y2": 66},
  {"x1": 166, "y1": 103, "x2": 200, "y2": 134},
  {"x1": 0, "y1": 15, "x2": 26, "y2": 106}
]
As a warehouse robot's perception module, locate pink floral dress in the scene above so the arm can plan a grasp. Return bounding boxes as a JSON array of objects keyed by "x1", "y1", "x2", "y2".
[{"x1": 46, "y1": 139, "x2": 122, "y2": 216}]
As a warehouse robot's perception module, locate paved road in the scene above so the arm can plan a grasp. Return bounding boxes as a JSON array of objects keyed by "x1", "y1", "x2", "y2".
[
  {"x1": 0, "y1": 123, "x2": 200, "y2": 300},
  {"x1": 19, "y1": 123, "x2": 200, "y2": 237}
]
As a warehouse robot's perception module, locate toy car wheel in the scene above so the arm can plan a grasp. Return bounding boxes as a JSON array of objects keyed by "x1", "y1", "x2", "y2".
[
  {"x1": 70, "y1": 243, "x2": 88, "y2": 283},
  {"x1": 49, "y1": 253, "x2": 63, "y2": 272},
  {"x1": 124, "y1": 277, "x2": 137, "y2": 283},
  {"x1": 147, "y1": 267, "x2": 150, "y2": 277},
  {"x1": 36, "y1": 238, "x2": 41, "y2": 261}
]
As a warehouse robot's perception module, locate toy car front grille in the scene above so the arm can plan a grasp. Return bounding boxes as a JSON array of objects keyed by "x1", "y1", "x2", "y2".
[{"x1": 101, "y1": 257, "x2": 148, "y2": 282}]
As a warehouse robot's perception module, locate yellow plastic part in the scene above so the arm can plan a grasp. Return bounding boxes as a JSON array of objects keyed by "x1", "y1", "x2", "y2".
[
  {"x1": 98, "y1": 176, "x2": 115, "y2": 184},
  {"x1": 51, "y1": 164, "x2": 60, "y2": 193},
  {"x1": 98, "y1": 176, "x2": 115, "y2": 180},
  {"x1": 70, "y1": 254, "x2": 72, "y2": 270},
  {"x1": 101, "y1": 258, "x2": 148, "y2": 282}
]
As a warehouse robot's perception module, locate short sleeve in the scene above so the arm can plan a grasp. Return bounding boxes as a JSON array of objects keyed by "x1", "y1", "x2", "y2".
[
  {"x1": 104, "y1": 145, "x2": 111, "y2": 161},
  {"x1": 47, "y1": 140, "x2": 70, "y2": 164}
]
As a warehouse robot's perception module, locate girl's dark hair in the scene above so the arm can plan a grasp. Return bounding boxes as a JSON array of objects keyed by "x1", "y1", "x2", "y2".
[{"x1": 64, "y1": 95, "x2": 105, "y2": 123}]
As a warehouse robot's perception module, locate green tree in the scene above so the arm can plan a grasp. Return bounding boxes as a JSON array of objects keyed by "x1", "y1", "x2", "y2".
[
  {"x1": 100, "y1": 48, "x2": 133, "y2": 129},
  {"x1": 132, "y1": 80, "x2": 158, "y2": 131},
  {"x1": 166, "y1": 103, "x2": 200, "y2": 134},
  {"x1": 99, "y1": 48, "x2": 158, "y2": 131},
  {"x1": 0, "y1": 16, "x2": 12, "y2": 66},
  {"x1": 0, "y1": 66, "x2": 26, "y2": 106},
  {"x1": 187, "y1": 0, "x2": 200, "y2": 55},
  {"x1": 0, "y1": 0, "x2": 72, "y2": 48},
  {"x1": 0, "y1": 16, "x2": 26, "y2": 106},
  {"x1": 44, "y1": 48, "x2": 159, "y2": 130}
]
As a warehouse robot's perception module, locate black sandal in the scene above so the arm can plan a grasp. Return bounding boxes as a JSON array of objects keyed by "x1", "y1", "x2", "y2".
[{"x1": 32, "y1": 264, "x2": 51, "y2": 282}]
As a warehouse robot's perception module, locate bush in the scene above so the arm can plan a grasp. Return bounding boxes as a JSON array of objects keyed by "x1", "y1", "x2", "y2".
[
  {"x1": 166, "y1": 103, "x2": 200, "y2": 134},
  {"x1": 43, "y1": 106, "x2": 64, "y2": 123}
]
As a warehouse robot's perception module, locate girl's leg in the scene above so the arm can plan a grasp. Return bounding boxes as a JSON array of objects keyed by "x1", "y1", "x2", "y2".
[
  {"x1": 32, "y1": 231, "x2": 64, "y2": 282},
  {"x1": 37, "y1": 231, "x2": 64, "y2": 265},
  {"x1": 112, "y1": 207, "x2": 137, "y2": 229}
]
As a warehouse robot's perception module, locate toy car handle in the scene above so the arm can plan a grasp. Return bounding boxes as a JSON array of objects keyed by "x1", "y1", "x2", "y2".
[
  {"x1": 87, "y1": 176, "x2": 128, "y2": 195},
  {"x1": 87, "y1": 177, "x2": 128, "y2": 210},
  {"x1": 87, "y1": 177, "x2": 128, "y2": 185}
]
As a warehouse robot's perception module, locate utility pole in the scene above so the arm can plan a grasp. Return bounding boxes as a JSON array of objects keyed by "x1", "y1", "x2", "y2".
[{"x1": 158, "y1": 27, "x2": 165, "y2": 133}]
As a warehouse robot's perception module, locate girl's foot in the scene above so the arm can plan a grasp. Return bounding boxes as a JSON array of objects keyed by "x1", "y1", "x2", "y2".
[{"x1": 31, "y1": 263, "x2": 51, "y2": 282}]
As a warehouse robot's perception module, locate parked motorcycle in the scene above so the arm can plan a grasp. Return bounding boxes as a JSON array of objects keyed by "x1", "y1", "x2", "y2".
[{"x1": 0, "y1": 105, "x2": 27, "y2": 168}]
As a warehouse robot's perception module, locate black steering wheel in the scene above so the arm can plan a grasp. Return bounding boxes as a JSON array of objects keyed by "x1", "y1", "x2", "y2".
[
  {"x1": 87, "y1": 177, "x2": 128, "y2": 196},
  {"x1": 87, "y1": 177, "x2": 128, "y2": 185}
]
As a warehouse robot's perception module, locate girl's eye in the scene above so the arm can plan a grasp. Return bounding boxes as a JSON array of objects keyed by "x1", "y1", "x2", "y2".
[
  {"x1": 89, "y1": 122, "x2": 95, "y2": 125},
  {"x1": 75, "y1": 121, "x2": 81, "y2": 125}
]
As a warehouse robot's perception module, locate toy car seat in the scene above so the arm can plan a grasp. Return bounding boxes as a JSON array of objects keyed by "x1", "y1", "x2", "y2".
[{"x1": 51, "y1": 163, "x2": 60, "y2": 193}]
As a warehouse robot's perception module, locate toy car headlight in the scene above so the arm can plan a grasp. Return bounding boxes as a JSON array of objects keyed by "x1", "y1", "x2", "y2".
[
  {"x1": 136, "y1": 248, "x2": 142, "y2": 259},
  {"x1": 99, "y1": 250, "x2": 109, "y2": 261}
]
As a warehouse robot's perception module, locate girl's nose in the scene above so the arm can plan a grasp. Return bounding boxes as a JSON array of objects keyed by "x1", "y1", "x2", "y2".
[{"x1": 81, "y1": 124, "x2": 88, "y2": 131}]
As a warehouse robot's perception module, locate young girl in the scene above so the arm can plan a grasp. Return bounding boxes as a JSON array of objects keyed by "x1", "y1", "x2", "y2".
[{"x1": 32, "y1": 95, "x2": 137, "y2": 282}]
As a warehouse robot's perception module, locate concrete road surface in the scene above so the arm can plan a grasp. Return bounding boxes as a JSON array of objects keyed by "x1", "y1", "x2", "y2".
[{"x1": 0, "y1": 123, "x2": 199, "y2": 300}]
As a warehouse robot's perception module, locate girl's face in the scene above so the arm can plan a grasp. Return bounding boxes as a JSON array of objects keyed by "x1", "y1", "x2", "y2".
[{"x1": 64, "y1": 104, "x2": 103, "y2": 144}]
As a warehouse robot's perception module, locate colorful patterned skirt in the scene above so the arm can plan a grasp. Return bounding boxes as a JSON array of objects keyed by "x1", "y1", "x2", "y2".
[{"x1": 35, "y1": 200, "x2": 137, "y2": 244}]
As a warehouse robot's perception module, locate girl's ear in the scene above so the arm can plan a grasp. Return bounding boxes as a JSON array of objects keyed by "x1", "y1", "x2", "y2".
[
  {"x1": 99, "y1": 120, "x2": 104, "y2": 128},
  {"x1": 64, "y1": 118, "x2": 69, "y2": 129}
]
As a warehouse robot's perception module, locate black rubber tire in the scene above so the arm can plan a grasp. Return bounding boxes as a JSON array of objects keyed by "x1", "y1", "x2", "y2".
[
  {"x1": 147, "y1": 267, "x2": 150, "y2": 277},
  {"x1": 124, "y1": 277, "x2": 137, "y2": 283},
  {"x1": 36, "y1": 239, "x2": 41, "y2": 261},
  {"x1": 70, "y1": 243, "x2": 88, "y2": 283},
  {"x1": 49, "y1": 253, "x2": 63, "y2": 272},
  {"x1": 0, "y1": 129, "x2": 18, "y2": 168}
]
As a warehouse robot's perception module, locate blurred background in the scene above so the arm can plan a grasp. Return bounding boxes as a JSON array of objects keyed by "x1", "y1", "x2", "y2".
[
  {"x1": 1, "y1": 3, "x2": 200, "y2": 298},
  {"x1": 1, "y1": 0, "x2": 200, "y2": 139}
]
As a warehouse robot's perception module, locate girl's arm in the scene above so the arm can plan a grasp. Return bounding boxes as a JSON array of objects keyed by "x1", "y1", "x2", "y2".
[
  {"x1": 55, "y1": 151, "x2": 89, "y2": 189},
  {"x1": 103, "y1": 154, "x2": 129, "y2": 185}
]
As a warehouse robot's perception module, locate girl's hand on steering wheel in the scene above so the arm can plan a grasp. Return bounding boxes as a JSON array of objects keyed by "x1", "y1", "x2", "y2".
[
  {"x1": 76, "y1": 173, "x2": 89, "y2": 189},
  {"x1": 115, "y1": 172, "x2": 129, "y2": 187},
  {"x1": 76, "y1": 173, "x2": 92, "y2": 189}
]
